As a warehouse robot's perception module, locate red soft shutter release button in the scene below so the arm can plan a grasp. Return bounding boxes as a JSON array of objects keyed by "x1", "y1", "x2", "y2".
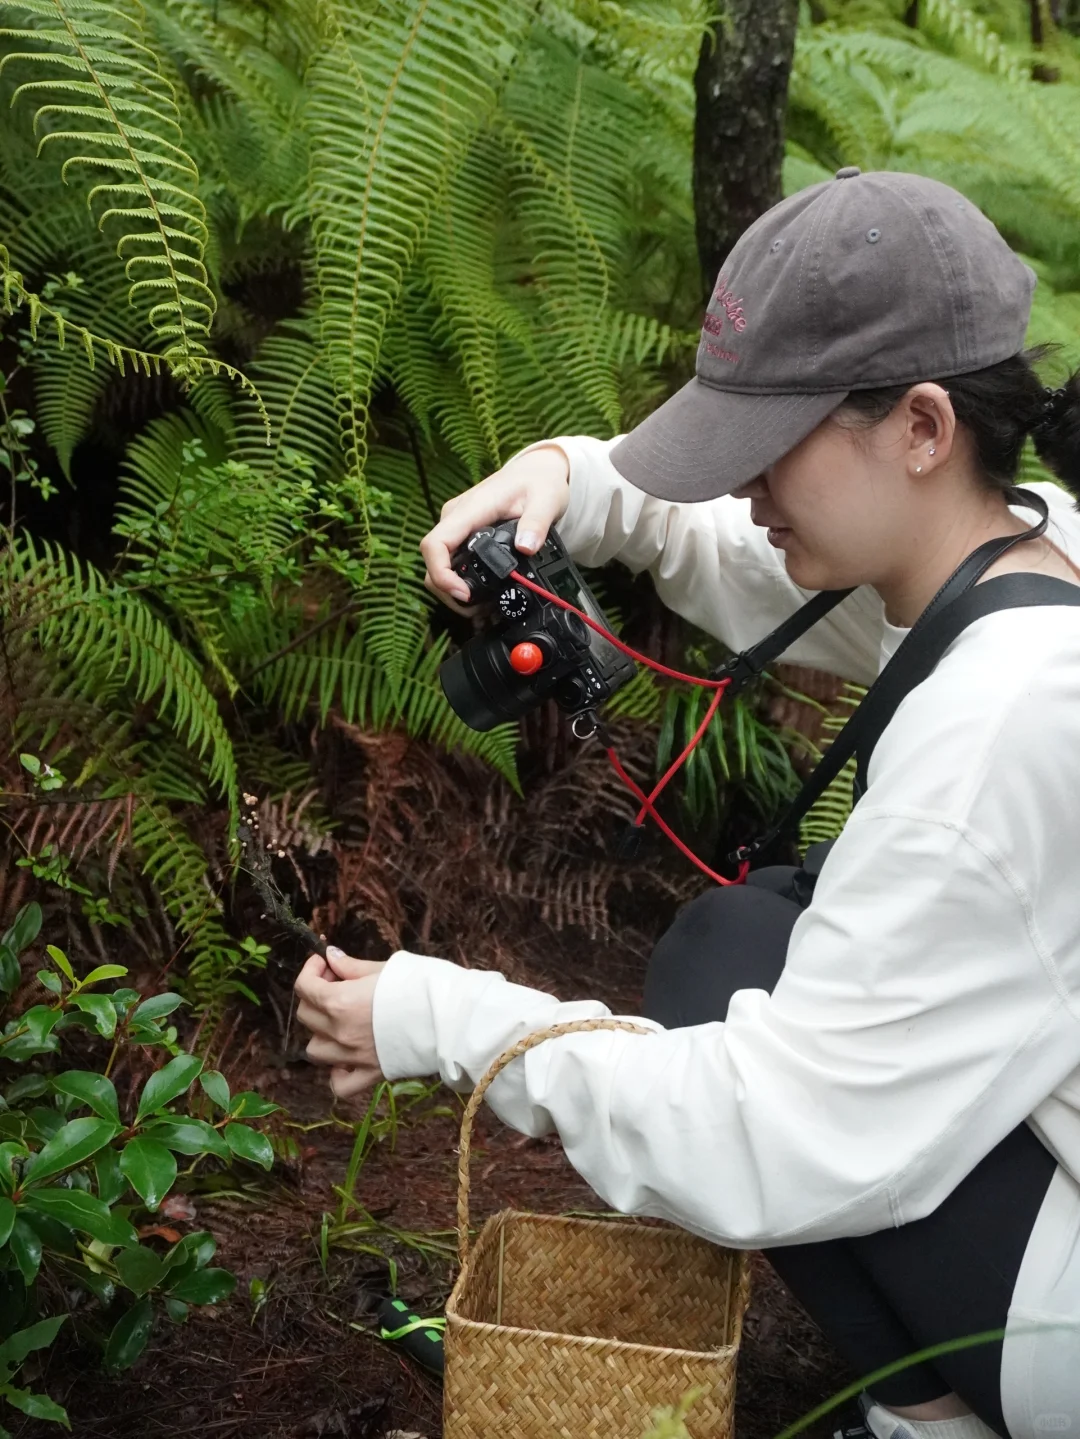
[{"x1": 509, "y1": 641, "x2": 545, "y2": 675}]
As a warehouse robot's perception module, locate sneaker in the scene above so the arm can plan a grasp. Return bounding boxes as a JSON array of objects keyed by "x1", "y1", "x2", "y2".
[
  {"x1": 833, "y1": 1393, "x2": 920, "y2": 1439},
  {"x1": 832, "y1": 1400, "x2": 874, "y2": 1439}
]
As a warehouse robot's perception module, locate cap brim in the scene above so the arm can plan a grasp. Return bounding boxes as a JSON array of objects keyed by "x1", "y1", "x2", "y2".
[{"x1": 610, "y1": 378, "x2": 849, "y2": 502}]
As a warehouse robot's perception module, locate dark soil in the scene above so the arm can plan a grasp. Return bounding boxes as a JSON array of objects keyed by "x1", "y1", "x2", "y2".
[{"x1": 12, "y1": 914, "x2": 853, "y2": 1439}]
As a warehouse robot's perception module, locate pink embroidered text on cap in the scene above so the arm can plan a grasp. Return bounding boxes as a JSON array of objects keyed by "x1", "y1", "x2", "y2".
[{"x1": 709, "y1": 275, "x2": 747, "y2": 332}]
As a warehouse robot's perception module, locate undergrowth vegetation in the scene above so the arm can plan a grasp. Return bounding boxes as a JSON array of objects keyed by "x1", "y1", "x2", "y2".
[
  {"x1": 0, "y1": 901, "x2": 277, "y2": 1433},
  {"x1": 0, "y1": 0, "x2": 1076, "y2": 1429},
  {"x1": 0, "y1": 0, "x2": 1077, "y2": 998}
]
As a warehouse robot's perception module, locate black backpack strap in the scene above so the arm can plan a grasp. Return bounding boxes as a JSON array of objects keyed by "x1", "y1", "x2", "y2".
[
  {"x1": 732, "y1": 489, "x2": 1071, "y2": 864},
  {"x1": 712, "y1": 585, "x2": 855, "y2": 692},
  {"x1": 850, "y1": 572, "x2": 1080, "y2": 793}
]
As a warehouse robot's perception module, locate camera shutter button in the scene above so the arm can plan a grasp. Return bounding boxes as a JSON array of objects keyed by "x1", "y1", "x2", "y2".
[{"x1": 509, "y1": 641, "x2": 545, "y2": 675}]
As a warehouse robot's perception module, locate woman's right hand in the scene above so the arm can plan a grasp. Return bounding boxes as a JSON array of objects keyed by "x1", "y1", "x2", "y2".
[{"x1": 419, "y1": 444, "x2": 571, "y2": 612}]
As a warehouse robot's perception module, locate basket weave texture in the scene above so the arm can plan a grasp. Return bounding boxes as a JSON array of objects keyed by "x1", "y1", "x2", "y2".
[{"x1": 443, "y1": 1019, "x2": 751, "y2": 1438}]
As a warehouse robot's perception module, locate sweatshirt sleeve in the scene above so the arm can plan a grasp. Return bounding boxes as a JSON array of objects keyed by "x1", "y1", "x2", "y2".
[
  {"x1": 541, "y1": 433, "x2": 885, "y2": 686},
  {"x1": 372, "y1": 801, "x2": 1075, "y2": 1248}
]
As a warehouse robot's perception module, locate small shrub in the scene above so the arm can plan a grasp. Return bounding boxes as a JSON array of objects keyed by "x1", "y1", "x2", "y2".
[{"x1": 0, "y1": 901, "x2": 280, "y2": 1431}]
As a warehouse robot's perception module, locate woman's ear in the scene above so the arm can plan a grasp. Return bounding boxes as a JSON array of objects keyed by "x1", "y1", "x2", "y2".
[{"x1": 906, "y1": 383, "x2": 954, "y2": 475}]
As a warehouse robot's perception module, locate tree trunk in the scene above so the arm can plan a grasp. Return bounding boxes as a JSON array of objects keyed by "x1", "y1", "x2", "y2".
[{"x1": 692, "y1": 0, "x2": 801, "y2": 302}]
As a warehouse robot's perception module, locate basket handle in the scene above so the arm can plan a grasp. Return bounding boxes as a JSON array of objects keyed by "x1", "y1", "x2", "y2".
[{"x1": 456, "y1": 1017, "x2": 654, "y2": 1265}]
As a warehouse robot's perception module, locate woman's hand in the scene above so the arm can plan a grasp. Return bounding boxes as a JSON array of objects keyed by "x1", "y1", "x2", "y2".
[
  {"x1": 419, "y1": 444, "x2": 572, "y2": 612},
  {"x1": 294, "y1": 946, "x2": 387, "y2": 1100}
]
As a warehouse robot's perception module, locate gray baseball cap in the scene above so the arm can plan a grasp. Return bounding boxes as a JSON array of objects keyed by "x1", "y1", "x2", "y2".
[{"x1": 610, "y1": 167, "x2": 1037, "y2": 502}]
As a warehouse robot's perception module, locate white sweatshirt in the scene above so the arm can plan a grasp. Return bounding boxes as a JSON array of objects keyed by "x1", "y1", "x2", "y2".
[{"x1": 372, "y1": 437, "x2": 1080, "y2": 1435}]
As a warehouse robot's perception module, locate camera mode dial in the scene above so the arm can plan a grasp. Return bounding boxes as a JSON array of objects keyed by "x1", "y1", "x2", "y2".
[{"x1": 497, "y1": 585, "x2": 530, "y2": 621}]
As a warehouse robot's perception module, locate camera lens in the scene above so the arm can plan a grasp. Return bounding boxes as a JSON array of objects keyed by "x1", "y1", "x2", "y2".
[
  {"x1": 439, "y1": 646, "x2": 506, "y2": 731},
  {"x1": 439, "y1": 632, "x2": 555, "y2": 731}
]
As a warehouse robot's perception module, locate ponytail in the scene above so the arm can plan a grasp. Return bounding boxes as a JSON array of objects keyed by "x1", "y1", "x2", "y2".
[{"x1": 1031, "y1": 369, "x2": 1080, "y2": 499}]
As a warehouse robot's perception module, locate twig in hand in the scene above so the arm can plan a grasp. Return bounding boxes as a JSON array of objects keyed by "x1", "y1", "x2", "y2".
[{"x1": 236, "y1": 791, "x2": 327, "y2": 962}]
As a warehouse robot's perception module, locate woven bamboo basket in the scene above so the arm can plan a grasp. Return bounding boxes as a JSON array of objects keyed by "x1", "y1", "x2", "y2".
[{"x1": 443, "y1": 1019, "x2": 752, "y2": 1439}]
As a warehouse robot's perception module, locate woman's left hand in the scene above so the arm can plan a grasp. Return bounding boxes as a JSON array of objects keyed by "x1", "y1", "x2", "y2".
[{"x1": 294, "y1": 946, "x2": 387, "y2": 1099}]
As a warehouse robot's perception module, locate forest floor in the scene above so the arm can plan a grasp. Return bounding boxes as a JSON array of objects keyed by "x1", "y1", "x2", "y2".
[{"x1": 12, "y1": 906, "x2": 853, "y2": 1439}]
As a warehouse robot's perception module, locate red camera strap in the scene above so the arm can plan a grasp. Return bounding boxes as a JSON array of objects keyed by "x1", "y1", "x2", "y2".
[{"x1": 508, "y1": 569, "x2": 749, "y2": 886}]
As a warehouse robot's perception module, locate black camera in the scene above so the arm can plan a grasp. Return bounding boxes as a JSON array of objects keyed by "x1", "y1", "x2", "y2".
[{"x1": 438, "y1": 519, "x2": 636, "y2": 732}]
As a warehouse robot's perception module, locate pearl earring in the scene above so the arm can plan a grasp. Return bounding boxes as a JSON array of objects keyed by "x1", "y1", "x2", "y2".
[{"x1": 915, "y1": 465, "x2": 923, "y2": 473}]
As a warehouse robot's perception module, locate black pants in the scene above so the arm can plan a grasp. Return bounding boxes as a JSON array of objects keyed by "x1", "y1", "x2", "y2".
[{"x1": 642, "y1": 866, "x2": 1058, "y2": 1433}]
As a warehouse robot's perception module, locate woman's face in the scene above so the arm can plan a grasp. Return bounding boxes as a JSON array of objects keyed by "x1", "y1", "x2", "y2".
[{"x1": 730, "y1": 384, "x2": 954, "y2": 594}]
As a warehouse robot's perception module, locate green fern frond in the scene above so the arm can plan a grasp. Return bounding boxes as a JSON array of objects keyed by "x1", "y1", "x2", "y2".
[
  {"x1": 603, "y1": 662, "x2": 663, "y2": 723},
  {"x1": 920, "y1": 0, "x2": 1029, "y2": 81},
  {"x1": 306, "y1": 0, "x2": 534, "y2": 507},
  {"x1": 6, "y1": 534, "x2": 238, "y2": 806},
  {"x1": 798, "y1": 684, "x2": 865, "y2": 856},
  {"x1": 0, "y1": 0, "x2": 215, "y2": 359},
  {"x1": 147, "y1": 0, "x2": 310, "y2": 231},
  {"x1": 254, "y1": 609, "x2": 520, "y2": 787},
  {"x1": 235, "y1": 319, "x2": 341, "y2": 481},
  {"x1": 30, "y1": 263, "x2": 137, "y2": 474},
  {"x1": 0, "y1": 244, "x2": 269, "y2": 433}
]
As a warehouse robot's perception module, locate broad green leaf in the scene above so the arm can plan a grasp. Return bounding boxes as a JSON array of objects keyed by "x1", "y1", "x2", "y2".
[
  {"x1": 72, "y1": 1263, "x2": 114, "y2": 1305},
  {"x1": 0, "y1": 1142, "x2": 28, "y2": 1194},
  {"x1": 95, "y1": 1147, "x2": 126, "y2": 1206},
  {"x1": 119, "y1": 1137, "x2": 176, "y2": 1211},
  {"x1": 25, "y1": 1117, "x2": 120, "y2": 1187},
  {"x1": 1, "y1": 904, "x2": 41, "y2": 956},
  {"x1": 198, "y1": 1070, "x2": 230, "y2": 1111},
  {"x1": 52, "y1": 1072, "x2": 120, "y2": 1124},
  {"x1": 19, "y1": 1207, "x2": 75, "y2": 1259},
  {"x1": 0, "y1": 945, "x2": 20, "y2": 996},
  {"x1": 35, "y1": 971, "x2": 62, "y2": 996},
  {"x1": 114, "y1": 1245, "x2": 164, "y2": 1297},
  {"x1": 131, "y1": 994, "x2": 184, "y2": 1023},
  {"x1": 4, "y1": 1386, "x2": 69, "y2": 1424},
  {"x1": 9, "y1": 1219, "x2": 41, "y2": 1285},
  {"x1": 0, "y1": 1198, "x2": 15, "y2": 1248},
  {"x1": 26, "y1": 1108, "x2": 63, "y2": 1143},
  {"x1": 44, "y1": 946, "x2": 73, "y2": 982},
  {"x1": 23, "y1": 1188, "x2": 137, "y2": 1247},
  {"x1": 228, "y1": 1092, "x2": 279, "y2": 1119},
  {"x1": 0, "y1": 1315, "x2": 65, "y2": 1367},
  {"x1": 167, "y1": 1267, "x2": 236, "y2": 1305},
  {"x1": 11, "y1": 1007, "x2": 61, "y2": 1048},
  {"x1": 143, "y1": 1118, "x2": 228, "y2": 1159},
  {"x1": 164, "y1": 1297, "x2": 188, "y2": 1323},
  {"x1": 224, "y1": 1124, "x2": 273, "y2": 1170},
  {"x1": 136, "y1": 1055, "x2": 203, "y2": 1121},
  {"x1": 161, "y1": 1230, "x2": 216, "y2": 1288},
  {"x1": 80, "y1": 964, "x2": 128, "y2": 987},
  {"x1": 4, "y1": 1077, "x2": 47, "y2": 1105},
  {"x1": 166, "y1": 1230, "x2": 215, "y2": 1270},
  {"x1": 104, "y1": 1295, "x2": 153, "y2": 1371},
  {"x1": 67, "y1": 993, "x2": 116, "y2": 1039}
]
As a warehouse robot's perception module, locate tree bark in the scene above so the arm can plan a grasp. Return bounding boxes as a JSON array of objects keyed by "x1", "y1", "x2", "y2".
[{"x1": 692, "y1": 0, "x2": 801, "y2": 303}]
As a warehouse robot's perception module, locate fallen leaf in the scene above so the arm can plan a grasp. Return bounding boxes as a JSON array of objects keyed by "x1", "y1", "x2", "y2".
[
  {"x1": 138, "y1": 1225, "x2": 183, "y2": 1244},
  {"x1": 160, "y1": 1193, "x2": 197, "y2": 1222}
]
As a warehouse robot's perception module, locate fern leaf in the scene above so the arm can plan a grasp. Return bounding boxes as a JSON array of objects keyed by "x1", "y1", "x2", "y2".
[
  {"x1": 306, "y1": 0, "x2": 534, "y2": 503},
  {"x1": 7, "y1": 534, "x2": 238, "y2": 806},
  {"x1": 0, "y1": 0, "x2": 216, "y2": 359}
]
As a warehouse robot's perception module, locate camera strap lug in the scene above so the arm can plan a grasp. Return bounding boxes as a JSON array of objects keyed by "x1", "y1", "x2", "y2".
[{"x1": 571, "y1": 709, "x2": 613, "y2": 746}]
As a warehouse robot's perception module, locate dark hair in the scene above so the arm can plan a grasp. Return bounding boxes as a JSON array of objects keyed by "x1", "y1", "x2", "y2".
[{"x1": 835, "y1": 344, "x2": 1080, "y2": 501}]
